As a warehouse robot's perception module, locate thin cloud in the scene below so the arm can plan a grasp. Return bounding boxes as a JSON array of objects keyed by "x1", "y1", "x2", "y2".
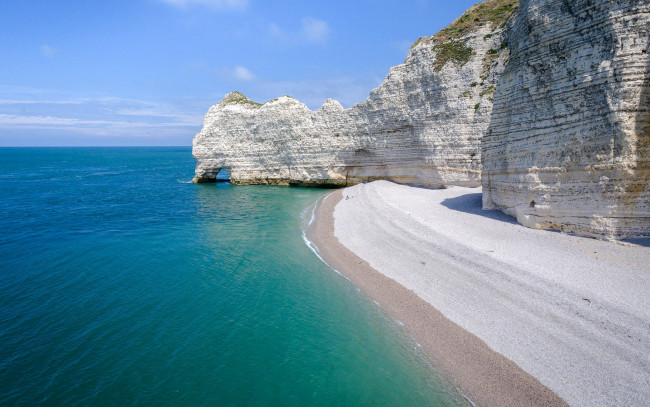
[
  {"x1": 0, "y1": 99, "x2": 83, "y2": 105},
  {"x1": 0, "y1": 92, "x2": 205, "y2": 144},
  {"x1": 268, "y1": 23, "x2": 282, "y2": 38},
  {"x1": 232, "y1": 66, "x2": 256, "y2": 81},
  {"x1": 114, "y1": 107, "x2": 199, "y2": 123},
  {"x1": 40, "y1": 45, "x2": 58, "y2": 57},
  {"x1": 0, "y1": 114, "x2": 82, "y2": 126},
  {"x1": 0, "y1": 84, "x2": 63, "y2": 97},
  {"x1": 157, "y1": 0, "x2": 248, "y2": 10},
  {"x1": 0, "y1": 86, "x2": 208, "y2": 145},
  {"x1": 0, "y1": 114, "x2": 196, "y2": 127},
  {"x1": 0, "y1": 95, "x2": 200, "y2": 124},
  {"x1": 88, "y1": 97, "x2": 204, "y2": 125},
  {"x1": 301, "y1": 17, "x2": 329, "y2": 44},
  {"x1": 268, "y1": 17, "x2": 330, "y2": 45}
]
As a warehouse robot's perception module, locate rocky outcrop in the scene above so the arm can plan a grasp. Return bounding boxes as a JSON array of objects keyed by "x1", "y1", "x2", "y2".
[
  {"x1": 482, "y1": 0, "x2": 650, "y2": 239},
  {"x1": 192, "y1": 0, "x2": 518, "y2": 188}
]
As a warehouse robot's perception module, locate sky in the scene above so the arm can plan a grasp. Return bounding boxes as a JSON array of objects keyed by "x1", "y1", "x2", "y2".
[{"x1": 0, "y1": 0, "x2": 479, "y2": 146}]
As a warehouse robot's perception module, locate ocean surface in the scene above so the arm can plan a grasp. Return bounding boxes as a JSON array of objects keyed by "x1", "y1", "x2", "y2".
[{"x1": 0, "y1": 147, "x2": 465, "y2": 406}]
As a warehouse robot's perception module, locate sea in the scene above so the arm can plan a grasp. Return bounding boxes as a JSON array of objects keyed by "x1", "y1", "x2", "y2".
[{"x1": 0, "y1": 147, "x2": 466, "y2": 406}]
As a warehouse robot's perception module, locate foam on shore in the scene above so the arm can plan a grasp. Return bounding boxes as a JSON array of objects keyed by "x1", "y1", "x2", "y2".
[{"x1": 307, "y1": 180, "x2": 650, "y2": 407}]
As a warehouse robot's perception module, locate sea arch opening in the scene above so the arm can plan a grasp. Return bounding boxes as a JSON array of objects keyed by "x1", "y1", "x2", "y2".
[{"x1": 216, "y1": 168, "x2": 230, "y2": 183}]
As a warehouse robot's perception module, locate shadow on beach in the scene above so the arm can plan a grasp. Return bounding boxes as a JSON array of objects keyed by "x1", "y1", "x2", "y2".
[
  {"x1": 441, "y1": 192, "x2": 518, "y2": 225},
  {"x1": 622, "y1": 238, "x2": 650, "y2": 247},
  {"x1": 442, "y1": 192, "x2": 650, "y2": 246}
]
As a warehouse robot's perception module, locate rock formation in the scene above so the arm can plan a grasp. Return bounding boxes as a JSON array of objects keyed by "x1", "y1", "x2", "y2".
[
  {"x1": 192, "y1": 0, "x2": 648, "y2": 239},
  {"x1": 192, "y1": 0, "x2": 518, "y2": 188},
  {"x1": 482, "y1": 0, "x2": 650, "y2": 239}
]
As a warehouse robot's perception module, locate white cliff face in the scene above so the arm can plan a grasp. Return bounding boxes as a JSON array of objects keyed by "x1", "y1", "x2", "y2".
[
  {"x1": 192, "y1": 2, "x2": 514, "y2": 188},
  {"x1": 482, "y1": 0, "x2": 650, "y2": 239}
]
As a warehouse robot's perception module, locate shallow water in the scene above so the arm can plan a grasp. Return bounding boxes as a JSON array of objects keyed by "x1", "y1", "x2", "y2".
[{"x1": 0, "y1": 147, "x2": 465, "y2": 406}]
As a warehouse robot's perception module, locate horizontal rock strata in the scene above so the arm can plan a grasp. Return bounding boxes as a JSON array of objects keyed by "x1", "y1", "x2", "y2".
[
  {"x1": 482, "y1": 0, "x2": 650, "y2": 239},
  {"x1": 192, "y1": 0, "x2": 518, "y2": 188}
]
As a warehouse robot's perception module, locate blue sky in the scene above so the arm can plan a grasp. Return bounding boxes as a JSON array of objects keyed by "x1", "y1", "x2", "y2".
[{"x1": 0, "y1": 0, "x2": 478, "y2": 146}]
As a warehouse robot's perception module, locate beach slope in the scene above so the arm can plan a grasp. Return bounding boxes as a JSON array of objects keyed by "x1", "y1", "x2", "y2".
[{"x1": 308, "y1": 180, "x2": 650, "y2": 407}]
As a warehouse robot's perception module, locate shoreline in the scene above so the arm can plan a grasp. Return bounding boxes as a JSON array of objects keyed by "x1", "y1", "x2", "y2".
[
  {"x1": 307, "y1": 189, "x2": 566, "y2": 407},
  {"x1": 306, "y1": 181, "x2": 650, "y2": 407}
]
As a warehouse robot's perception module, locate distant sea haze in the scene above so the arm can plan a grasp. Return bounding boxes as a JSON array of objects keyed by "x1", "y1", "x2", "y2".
[{"x1": 0, "y1": 147, "x2": 465, "y2": 406}]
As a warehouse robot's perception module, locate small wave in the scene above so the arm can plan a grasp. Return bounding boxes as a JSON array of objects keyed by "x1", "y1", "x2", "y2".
[
  {"x1": 176, "y1": 179, "x2": 194, "y2": 184},
  {"x1": 302, "y1": 228, "x2": 327, "y2": 266},
  {"x1": 87, "y1": 169, "x2": 138, "y2": 177},
  {"x1": 301, "y1": 194, "x2": 350, "y2": 282}
]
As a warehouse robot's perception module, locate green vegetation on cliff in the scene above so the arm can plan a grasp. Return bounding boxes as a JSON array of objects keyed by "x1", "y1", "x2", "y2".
[
  {"x1": 411, "y1": 37, "x2": 424, "y2": 49},
  {"x1": 435, "y1": 0, "x2": 519, "y2": 43},
  {"x1": 223, "y1": 91, "x2": 262, "y2": 108},
  {"x1": 431, "y1": 0, "x2": 518, "y2": 72},
  {"x1": 432, "y1": 40, "x2": 474, "y2": 71}
]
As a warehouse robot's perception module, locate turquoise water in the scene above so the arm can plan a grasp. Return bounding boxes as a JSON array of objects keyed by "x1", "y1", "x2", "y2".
[{"x1": 0, "y1": 147, "x2": 464, "y2": 406}]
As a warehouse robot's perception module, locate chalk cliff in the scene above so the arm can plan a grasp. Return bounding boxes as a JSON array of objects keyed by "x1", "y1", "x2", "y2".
[
  {"x1": 192, "y1": 0, "x2": 518, "y2": 187},
  {"x1": 482, "y1": 0, "x2": 650, "y2": 239},
  {"x1": 192, "y1": 0, "x2": 648, "y2": 239}
]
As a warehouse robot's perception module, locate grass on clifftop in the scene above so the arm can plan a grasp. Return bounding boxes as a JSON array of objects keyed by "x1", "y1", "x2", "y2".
[
  {"x1": 223, "y1": 91, "x2": 263, "y2": 108},
  {"x1": 411, "y1": 37, "x2": 424, "y2": 49},
  {"x1": 434, "y1": 0, "x2": 519, "y2": 43},
  {"x1": 430, "y1": 0, "x2": 518, "y2": 72}
]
